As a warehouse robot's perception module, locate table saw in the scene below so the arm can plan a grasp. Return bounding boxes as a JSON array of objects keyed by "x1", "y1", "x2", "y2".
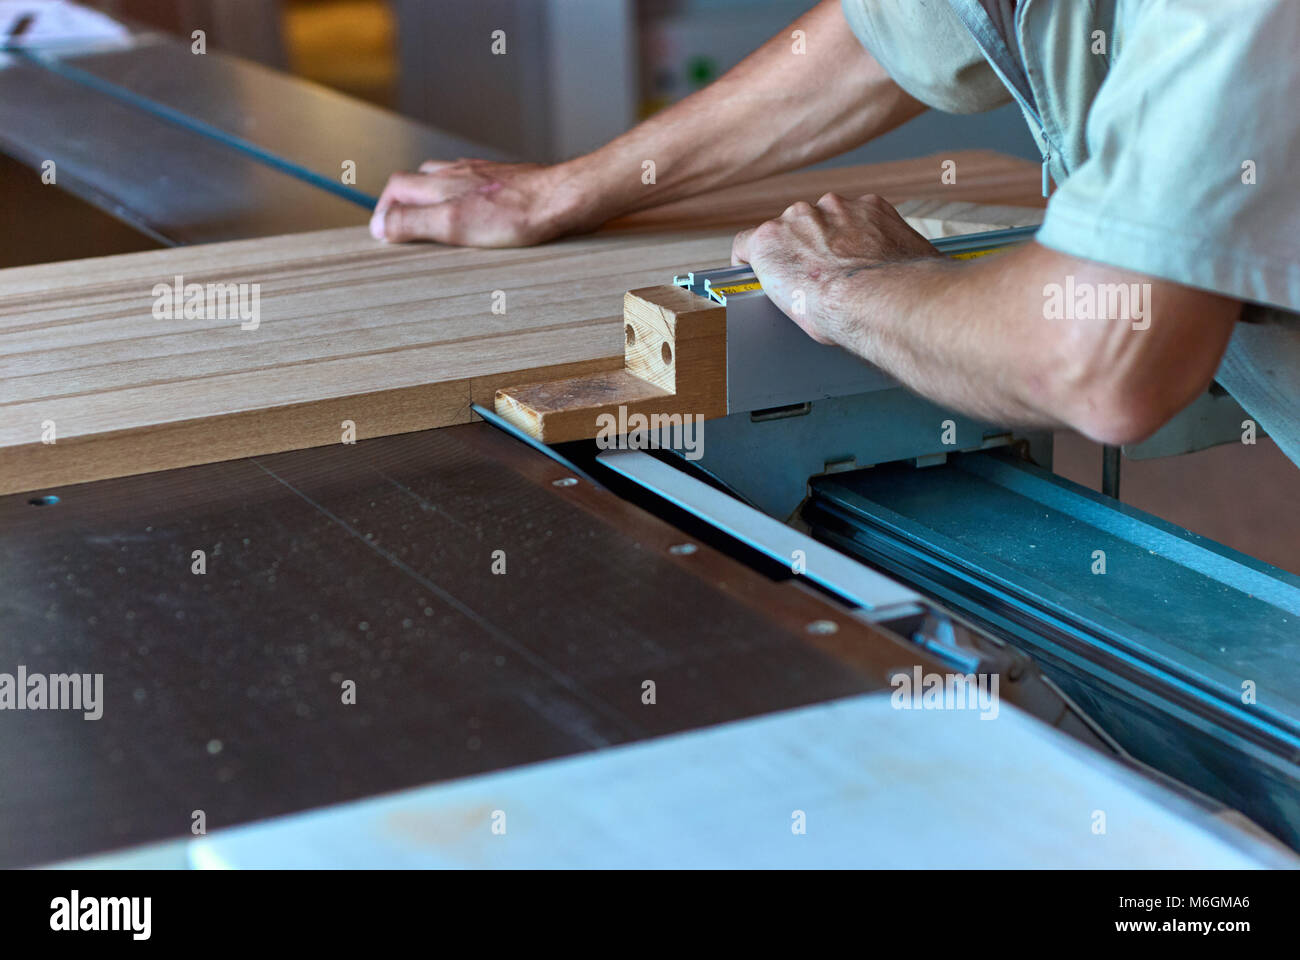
[{"x1": 1, "y1": 22, "x2": 1297, "y2": 869}]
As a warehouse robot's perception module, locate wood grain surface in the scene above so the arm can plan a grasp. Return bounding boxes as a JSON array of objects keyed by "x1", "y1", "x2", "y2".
[
  {"x1": 495, "y1": 286, "x2": 729, "y2": 442},
  {"x1": 0, "y1": 150, "x2": 1043, "y2": 494}
]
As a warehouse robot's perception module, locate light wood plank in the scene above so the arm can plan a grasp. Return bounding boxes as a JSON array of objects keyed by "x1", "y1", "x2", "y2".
[{"x1": 0, "y1": 151, "x2": 1043, "y2": 494}]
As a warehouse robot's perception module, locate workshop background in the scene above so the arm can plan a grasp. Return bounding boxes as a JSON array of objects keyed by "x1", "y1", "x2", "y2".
[{"x1": 9, "y1": 0, "x2": 1298, "y2": 573}]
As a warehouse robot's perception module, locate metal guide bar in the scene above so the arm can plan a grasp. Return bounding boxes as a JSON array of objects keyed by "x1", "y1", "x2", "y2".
[
  {"x1": 597, "y1": 448, "x2": 921, "y2": 613},
  {"x1": 471, "y1": 403, "x2": 601, "y2": 486},
  {"x1": 803, "y1": 470, "x2": 1300, "y2": 850},
  {"x1": 677, "y1": 224, "x2": 1041, "y2": 305},
  {"x1": 805, "y1": 455, "x2": 1300, "y2": 744}
]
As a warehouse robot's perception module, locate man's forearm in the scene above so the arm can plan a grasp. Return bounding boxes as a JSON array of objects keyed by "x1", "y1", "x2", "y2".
[
  {"x1": 825, "y1": 255, "x2": 1053, "y2": 426},
  {"x1": 372, "y1": 1, "x2": 924, "y2": 246},
  {"x1": 821, "y1": 244, "x2": 1240, "y2": 442},
  {"x1": 557, "y1": 0, "x2": 925, "y2": 225}
]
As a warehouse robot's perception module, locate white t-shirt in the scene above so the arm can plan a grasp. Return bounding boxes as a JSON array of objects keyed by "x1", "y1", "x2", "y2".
[{"x1": 842, "y1": 0, "x2": 1300, "y2": 467}]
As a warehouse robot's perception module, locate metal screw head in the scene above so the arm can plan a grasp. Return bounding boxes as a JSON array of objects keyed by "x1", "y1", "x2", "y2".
[
  {"x1": 552, "y1": 477, "x2": 578, "y2": 488},
  {"x1": 805, "y1": 619, "x2": 839, "y2": 636},
  {"x1": 668, "y1": 543, "x2": 697, "y2": 556}
]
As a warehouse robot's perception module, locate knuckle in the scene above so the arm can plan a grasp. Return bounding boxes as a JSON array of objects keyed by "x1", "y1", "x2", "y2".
[
  {"x1": 818, "y1": 191, "x2": 845, "y2": 207},
  {"x1": 391, "y1": 172, "x2": 431, "y2": 197},
  {"x1": 384, "y1": 206, "x2": 407, "y2": 239},
  {"x1": 441, "y1": 204, "x2": 468, "y2": 240}
]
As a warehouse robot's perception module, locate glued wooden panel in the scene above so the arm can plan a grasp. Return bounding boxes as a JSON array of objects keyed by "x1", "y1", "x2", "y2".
[
  {"x1": 495, "y1": 286, "x2": 728, "y2": 443},
  {"x1": 0, "y1": 151, "x2": 1042, "y2": 493}
]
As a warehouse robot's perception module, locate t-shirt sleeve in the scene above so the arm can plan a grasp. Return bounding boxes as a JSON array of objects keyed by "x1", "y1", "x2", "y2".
[
  {"x1": 1035, "y1": 0, "x2": 1300, "y2": 311},
  {"x1": 840, "y1": 0, "x2": 1012, "y2": 114}
]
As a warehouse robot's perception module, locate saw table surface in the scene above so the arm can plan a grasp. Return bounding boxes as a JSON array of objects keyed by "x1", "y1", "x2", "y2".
[
  {"x1": 0, "y1": 150, "x2": 1043, "y2": 496},
  {"x1": 0, "y1": 422, "x2": 949, "y2": 867}
]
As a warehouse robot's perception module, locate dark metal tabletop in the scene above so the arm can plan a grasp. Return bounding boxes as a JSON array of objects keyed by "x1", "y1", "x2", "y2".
[
  {"x1": 0, "y1": 423, "x2": 931, "y2": 867},
  {"x1": 0, "y1": 31, "x2": 505, "y2": 247}
]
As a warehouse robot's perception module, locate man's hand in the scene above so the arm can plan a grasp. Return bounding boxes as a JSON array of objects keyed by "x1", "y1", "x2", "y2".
[
  {"x1": 369, "y1": 3, "x2": 924, "y2": 248},
  {"x1": 371, "y1": 159, "x2": 596, "y2": 247},
  {"x1": 731, "y1": 193, "x2": 941, "y2": 345},
  {"x1": 735, "y1": 197, "x2": 1240, "y2": 446}
]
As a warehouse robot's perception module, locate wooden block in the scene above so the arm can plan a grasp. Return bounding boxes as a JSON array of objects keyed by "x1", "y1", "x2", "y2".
[
  {"x1": 495, "y1": 286, "x2": 727, "y2": 443},
  {"x1": 494, "y1": 370, "x2": 672, "y2": 442},
  {"x1": 0, "y1": 233, "x2": 721, "y2": 495}
]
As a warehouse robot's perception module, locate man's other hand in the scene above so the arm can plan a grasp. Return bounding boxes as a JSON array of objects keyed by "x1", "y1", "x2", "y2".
[{"x1": 371, "y1": 159, "x2": 591, "y2": 247}]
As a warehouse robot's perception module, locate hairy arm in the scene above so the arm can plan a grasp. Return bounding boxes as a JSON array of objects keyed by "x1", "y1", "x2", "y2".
[
  {"x1": 733, "y1": 193, "x2": 1241, "y2": 445},
  {"x1": 373, "y1": 0, "x2": 925, "y2": 245}
]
